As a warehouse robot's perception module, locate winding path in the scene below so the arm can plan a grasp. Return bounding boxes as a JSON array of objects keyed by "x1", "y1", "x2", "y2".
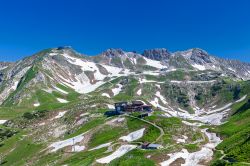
[{"x1": 125, "y1": 114, "x2": 165, "y2": 143}]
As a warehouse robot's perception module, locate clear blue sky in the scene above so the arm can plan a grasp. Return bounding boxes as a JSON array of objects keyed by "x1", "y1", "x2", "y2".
[{"x1": 0, "y1": 0, "x2": 250, "y2": 62}]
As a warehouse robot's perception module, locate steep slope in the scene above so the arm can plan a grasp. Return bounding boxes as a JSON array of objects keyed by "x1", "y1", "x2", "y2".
[{"x1": 211, "y1": 92, "x2": 250, "y2": 165}]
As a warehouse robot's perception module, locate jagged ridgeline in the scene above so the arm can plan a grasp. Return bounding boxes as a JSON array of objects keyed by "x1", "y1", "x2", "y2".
[{"x1": 0, "y1": 46, "x2": 249, "y2": 165}]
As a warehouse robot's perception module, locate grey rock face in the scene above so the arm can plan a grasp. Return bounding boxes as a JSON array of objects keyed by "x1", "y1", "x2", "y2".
[
  {"x1": 101, "y1": 48, "x2": 125, "y2": 58},
  {"x1": 142, "y1": 48, "x2": 171, "y2": 61},
  {"x1": 189, "y1": 48, "x2": 212, "y2": 64}
]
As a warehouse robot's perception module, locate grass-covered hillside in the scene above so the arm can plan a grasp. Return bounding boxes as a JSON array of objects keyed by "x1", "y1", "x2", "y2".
[
  {"x1": 0, "y1": 47, "x2": 250, "y2": 166},
  {"x1": 211, "y1": 97, "x2": 250, "y2": 165}
]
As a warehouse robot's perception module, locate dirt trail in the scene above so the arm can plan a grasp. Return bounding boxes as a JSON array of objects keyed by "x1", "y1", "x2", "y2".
[{"x1": 125, "y1": 114, "x2": 165, "y2": 143}]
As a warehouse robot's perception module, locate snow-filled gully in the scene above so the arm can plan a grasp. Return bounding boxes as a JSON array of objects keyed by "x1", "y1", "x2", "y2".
[
  {"x1": 160, "y1": 127, "x2": 222, "y2": 166},
  {"x1": 153, "y1": 93, "x2": 247, "y2": 165}
]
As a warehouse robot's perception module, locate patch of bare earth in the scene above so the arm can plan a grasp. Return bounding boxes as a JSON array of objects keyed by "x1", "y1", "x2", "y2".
[
  {"x1": 169, "y1": 158, "x2": 185, "y2": 166},
  {"x1": 149, "y1": 153, "x2": 170, "y2": 163}
]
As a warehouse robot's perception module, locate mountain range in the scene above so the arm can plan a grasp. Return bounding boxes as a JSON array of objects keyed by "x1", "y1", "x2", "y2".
[{"x1": 0, "y1": 46, "x2": 249, "y2": 166}]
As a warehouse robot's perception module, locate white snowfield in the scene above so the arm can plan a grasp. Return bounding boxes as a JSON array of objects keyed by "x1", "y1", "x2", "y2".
[
  {"x1": 160, "y1": 128, "x2": 222, "y2": 166},
  {"x1": 11, "y1": 81, "x2": 19, "y2": 92},
  {"x1": 57, "y1": 98, "x2": 69, "y2": 103},
  {"x1": 143, "y1": 71, "x2": 161, "y2": 76},
  {"x1": 54, "y1": 111, "x2": 67, "y2": 119},
  {"x1": 152, "y1": 98, "x2": 232, "y2": 125},
  {"x1": 72, "y1": 145, "x2": 85, "y2": 152},
  {"x1": 150, "y1": 92, "x2": 239, "y2": 165},
  {"x1": 49, "y1": 132, "x2": 87, "y2": 152},
  {"x1": 176, "y1": 138, "x2": 186, "y2": 143},
  {"x1": 102, "y1": 93, "x2": 110, "y2": 98},
  {"x1": 192, "y1": 64, "x2": 206, "y2": 71},
  {"x1": 155, "y1": 84, "x2": 161, "y2": 89},
  {"x1": 0, "y1": 66, "x2": 8, "y2": 70},
  {"x1": 206, "y1": 103, "x2": 232, "y2": 114},
  {"x1": 0, "y1": 66, "x2": 31, "y2": 105},
  {"x1": 60, "y1": 53, "x2": 131, "y2": 94},
  {"x1": 9, "y1": 67, "x2": 31, "y2": 93},
  {"x1": 156, "y1": 93, "x2": 226, "y2": 166},
  {"x1": 106, "y1": 104, "x2": 115, "y2": 109},
  {"x1": 33, "y1": 102, "x2": 40, "y2": 107},
  {"x1": 139, "y1": 78, "x2": 164, "y2": 84},
  {"x1": 155, "y1": 91, "x2": 168, "y2": 105},
  {"x1": 228, "y1": 67, "x2": 236, "y2": 72},
  {"x1": 80, "y1": 112, "x2": 90, "y2": 117},
  {"x1": 235, "y1": 95, "x2": 247, "y2": 103},
  {"x1": 144, "y1": 57, "x2": 165, "y2": 69},
  {"x1": 53, "y1": 86, "x2": 69, "y2": 94},
  {"x1": 137, "y1": 89, "x2": 142, "y2": 96},
  {"x1": 88, "y1": 142, "x2": 112, "y2": 151},
  {"x1": 0, "y1": 120, "x2": 7, "y2": 124},
  {"x1": 203, "y1": 129, "x2": 222, "y2": 149},
  {"x1": 96, "y1": 145, "x2": 137, "y2": 164},
  {"x1": 42, "y1": 88, "x2": 53, "y2": 94},
  {"x1": 170, "y1": 80, "x2": 216, "y2": 84},
  {"x1": 119, "y1": 128, "x2": 145, "y2": 142},
  {"x1": 112, "y1": 84, "x2": 123, "y2": 96}
]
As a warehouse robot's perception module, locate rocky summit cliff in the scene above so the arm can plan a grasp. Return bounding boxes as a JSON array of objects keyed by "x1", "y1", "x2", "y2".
[{"x1": 0, "y1": 47, "x2": 249, "y2": 166}]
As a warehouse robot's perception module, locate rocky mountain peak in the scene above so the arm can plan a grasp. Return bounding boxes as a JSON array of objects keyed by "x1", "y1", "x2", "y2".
[
  {"x1": 142, "y1": 48, "x2": 171, "y2": 61},
  {"x1": 187, "y1": 48, "x2": 212, "y2": 64},
  {"x1": 101, "y1": 48, "x2": 125, "y2": 58}
]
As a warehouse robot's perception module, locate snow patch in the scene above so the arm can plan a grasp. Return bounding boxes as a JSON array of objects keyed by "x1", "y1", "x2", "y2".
[
  {"x1": 137, "y1": 89, "x2": 142, "y2": 96},
  {"x1": 119, "y1": 128, "x2": 145, "y2": 142},
  {"x1": 89, "y1": 142, "x2": 112, "y2": 151},
  {"x1": 161, "y1": 129, "x2": 222, "y2": 166},
  {"x1": 112, "y1": 84, "x2": 122, "y2": 96},
  {"x1": 57, "y1": 98, "x2": 69, "y2": 103},
  {"x1": 171, "y1": 80, "x2": 216, "y2": 84},
  {"x1": 72, "y1": 145, "x2": 85, "y2": 152},
  {"x1": 144, "y1": 57, "x2": 165, "y2": 69},
  {"x1": 176, "y1": 138, "x2": 186, "y2": 143},
  {"x1": 61, "y1": 53, "x2": 131, "y2": 94},
  {"x1": 155, "y1": 91, "x2": 167, "y2": 104},
  {"x1": 107, "y1": 104, "x2": 115, "y2": 109},
  {"x1": 0, "y1": 66, "x2": 8, "y2": 70},
  {"x1": 228, "y1": 67, "x2": 236, "y2": 72},
  {"x1": 0, "y1": 120, "x2": 7, "y2": 124},
  {"x1": 54, "y1": 86, "x2": 69, "y2": 94},
  {"x1": 96, "y1": 145, "x2": 137, "y2": 164},
  {"x1": 139, "y1": 78, "x2": 164, "y2": 84},
  {"x1": 33, "y1": 102, "x2": 40, "y2": 107},
  {"x1": 235, "y1": 95, "x2": 247, "y2": 103},
  {"x1": 80, "y1": 112, "x2": 90, "y2": 117},
  {"x1": 102, "y1": 93, "x2": 110, "y2": 98},
  {"x1": 42, "y1": 88, "x2": 53, "y2": 93},
  {"x1": 49, "y1": 132, "x2": 86, "y2": 152},
  {"x1": 143, "y1": 71, "x2": 160, "y2": 76},
  {"x1": 192, "y1": 64, "x2": 206, "y2": 71},
  {"x1": 54, "y1": 111, "x2": 67, "y2": 119},
  {"x1": 155, "y1": 84, "x2": 161, "y2": 89},
  {"x1": 206, "y1": 103, "x2": 232, "y2": 114}
]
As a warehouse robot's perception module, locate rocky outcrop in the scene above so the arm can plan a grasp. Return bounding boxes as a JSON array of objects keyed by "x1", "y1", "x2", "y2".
[{"x1": 142, "y1": 48, "x2": 171, "y2": 61}]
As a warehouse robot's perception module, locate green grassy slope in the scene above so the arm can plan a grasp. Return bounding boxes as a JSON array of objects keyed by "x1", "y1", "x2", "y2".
[{"x1": 211, "y1": 98, "x2": 250, "y2": 165}]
